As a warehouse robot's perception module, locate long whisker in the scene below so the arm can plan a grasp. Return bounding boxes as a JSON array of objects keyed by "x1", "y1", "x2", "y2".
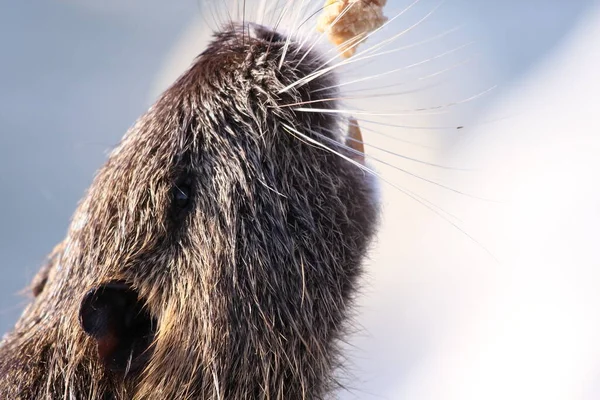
[
  {"x1": 278, "y1": 0, "x2": 295, "y2": 68},
  {"x1": 280, "y1": 0, "x2": 313, "y2": 69},
  {"x1": 282, "y1": 123, "x2": 461, "y2": 223},
  {"x1": 242, "y1": 0, "x2": 247, "y2": 44},
  {"x1": 280, "y1": 0, "x2": 441, "y2": 94},
  {"x1": 288, "y1": 0, "x2": 422, "y2": 90},
  {"x1": 204, "y1": 0, "x2": 220, "y2": 27},
  {"x1": 345, "y1": 122, "x2": 439, "y2": 149},
  {"x1": 256, "y1": 0, "x2": 267, "y2": 25},
  {"x1": 282, "y1": 123, "x2": 496, "y2": 259},
  {"x1": 291, "y1": 3, "x2": 331, "y2": 57},
  {"x1": 343, "y1": 132, "x2": 470, "y2": 171},
  {"x1": 355, "y1": 117, "x2": 466, "y2": 131},
  {"x1": 294, "y1": 108, "x2": 446, "y2": 117},
  {"x1": 318, "y1": 122, "x2": 453, "y2": 167},
  {"x1": 290, "y1": 0, "x2": 311, "y2": 37},
  {"x1": 196, "y1": 0, "x2": 220, "y2": 33},
  {"x1": 293, "y1": 0, "x2": 362, "y2": 69},
  {"x1": 341, "y1": 56, "x2": 475, "y2": 95},
  {"x1": 314, "y1": 128, "x2": 498, "y2": 201},
  {"x1": 313, "y1": 42, "x2": 473, "y2": 94},
  {"x1": 278, "y1": 61, "x2": 475, "y2": 110},
  {"x1": 294, "y1": 85, "x2": 497, "y2": 116},
  {"x1": 270, "y1": 0, "x2": 293, "y2": 39},
  {"x1": 337, "y1": 0, "x2": 387, "y2": 53},
  {"x1": 323, "y1": 0, "x2": 430, "y2": 63},
  {"x1": 327, "y1": 25, "x2": 463, "y2": 77},
  {"x1": 273, "y1": 83, "x2": 442, "y2": 108}
]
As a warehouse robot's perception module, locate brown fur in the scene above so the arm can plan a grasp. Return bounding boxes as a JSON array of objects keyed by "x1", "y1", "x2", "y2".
[{"x1": 0, "y1": 23, "x2": 379, "y2": 399}]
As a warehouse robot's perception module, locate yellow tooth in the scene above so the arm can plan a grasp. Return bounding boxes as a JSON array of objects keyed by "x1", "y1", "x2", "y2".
[{"x1": 346, "y1": 117, "x2": 365, "y2": 163}]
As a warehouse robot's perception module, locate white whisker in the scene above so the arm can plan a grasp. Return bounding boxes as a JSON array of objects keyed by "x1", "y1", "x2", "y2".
[
  {"x1": 313, "y1": 40, "x2": 472, "y2": 94},
  {"x1": 278, "y1": 0, "x2": 296, "y2": 69},
  {"x1": 269, "y1": 0, "x2": 292, "y2": 37},
  {"x1": 281, "y1": 123, "x2": 461, "y2": 222},
  {"x1": 356, "y1": 117, "x2": 466, "y2": 131},
  {"x1": 242, "y1": 0, "x2": 247, "y2": 44},
  {"x1": 294, "y1": 108, "x2": 447, "y2": 116},
  {"x1": 280, "y1": 0, "x2": 312, "y2": 69},
  {"x1": 293, "y1": 0, "x2": 362, "y2": 69},
  {"x1": 346, "y1": 122, "x2": 440, "y2": 149},
  {"x1": 341, "y1": 56, "x2": 475, "y2": 95},
  {"x1": 256, "y1": 0, "x2": 267, "y2": 26},
  {"x1": 324, "y1": 0, "x2": 431, "y2": 62},
  {"x1": 280, "y1": 0, "x2": 441, "y2": 94},
  {"x1": 312, "y1": 26, "x2": 463, "y2": 87},
  {"x1": 319, "y1": 123, "x2": 453, "y2": 167},
  {"x1": 344, "y1": 132, "x2": 470, "y2": 171},
  {"x1": 294, "y1": 85, "x2": 496, "y2": 116},
  {"x1": 275, "y1": 84, "x2": 441, "y2": 108},
  {"x1": 315, "y1": 128, "x2": 498, "y2": 201},
  {"x1": 282, "y1": 123, "x2": 496, "y2": 258},
  {"x1": 291, "y1": 2, "x2": 330, "y2": 56}
]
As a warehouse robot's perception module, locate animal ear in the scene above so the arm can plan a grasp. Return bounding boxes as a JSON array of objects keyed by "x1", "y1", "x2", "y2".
[
  {"x1": 30, "y1": 241, "x2": 65, "y2": 297},
  {"x1": 79, "y1": 281, "x2": 155, "y2": 372}
]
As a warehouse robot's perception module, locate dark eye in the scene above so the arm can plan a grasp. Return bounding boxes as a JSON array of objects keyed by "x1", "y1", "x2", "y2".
[{"x1": 173, "y1": 184, "x2": 191, "y2": 209}]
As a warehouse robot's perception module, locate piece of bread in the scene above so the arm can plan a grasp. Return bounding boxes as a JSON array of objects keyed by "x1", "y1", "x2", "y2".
[{"x1": 317, "y1": 0, "x2": 388, "y2": 58}]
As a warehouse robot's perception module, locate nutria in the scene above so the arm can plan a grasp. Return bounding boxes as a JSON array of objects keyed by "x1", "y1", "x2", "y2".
[{"x1": 0, "y1": 21, "x2": 379, "y2": 399}]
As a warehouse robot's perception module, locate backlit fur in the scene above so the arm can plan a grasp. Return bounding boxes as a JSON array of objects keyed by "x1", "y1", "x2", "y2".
[{"x1": 0, "y1": 23, "x2": 379, "y2": 399}]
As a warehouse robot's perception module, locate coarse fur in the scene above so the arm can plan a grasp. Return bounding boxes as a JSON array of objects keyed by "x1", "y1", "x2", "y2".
[{"x1": 0, "y1": 20, "x2": 379, "y2": 400}]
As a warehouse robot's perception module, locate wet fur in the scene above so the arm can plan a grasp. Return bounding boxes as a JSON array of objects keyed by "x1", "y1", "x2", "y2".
[{"x1": 0, "y1": 22, "x2": 378, "y2": 399}]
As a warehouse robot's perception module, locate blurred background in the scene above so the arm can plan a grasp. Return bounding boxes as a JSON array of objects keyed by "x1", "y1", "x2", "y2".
[{"x1": 2, "y1": 0, "x2": 600, "y2": 398}]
